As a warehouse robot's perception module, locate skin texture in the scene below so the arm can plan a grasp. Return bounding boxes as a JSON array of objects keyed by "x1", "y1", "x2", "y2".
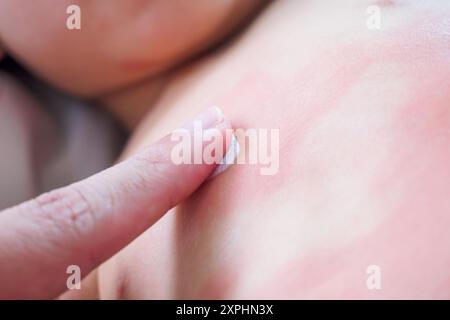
[
  {"x1": 0, "y1": 0, "x2": 265, "y2": 299},
  {"x1": 97, "y1": 0, "x2": 450, "y2": 299},
  {"x1": 0, "y1": 107, "x2": 231, "y2": 299},
  {"x1": 0, "y1": 0, "x2": 263, "y2": 96}
]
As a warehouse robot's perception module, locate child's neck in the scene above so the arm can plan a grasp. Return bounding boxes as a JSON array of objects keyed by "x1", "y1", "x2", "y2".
[{"x1": 98, "y1": 75, "x2": 170, "y2": 130}]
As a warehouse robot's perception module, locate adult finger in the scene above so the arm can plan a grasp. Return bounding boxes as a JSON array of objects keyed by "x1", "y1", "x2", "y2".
[{"x1": 0, "y1": 107, "x2": 231, "y2": 299}]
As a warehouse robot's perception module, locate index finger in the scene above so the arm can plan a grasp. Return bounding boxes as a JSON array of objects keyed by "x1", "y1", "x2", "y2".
[{"x1": 0, "y1": 107, "x2": 231, "y2": 299}]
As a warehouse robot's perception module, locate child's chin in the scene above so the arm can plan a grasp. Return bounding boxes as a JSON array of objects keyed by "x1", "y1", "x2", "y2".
[{"x1": 0, "y1": 0, "x2": 265, "y2": 98}]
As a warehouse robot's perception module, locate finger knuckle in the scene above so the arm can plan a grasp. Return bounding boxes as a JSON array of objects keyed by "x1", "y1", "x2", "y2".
[
  {"x1": 130, "y1": 148, "x2": 176, "y2": 209},
  {"x1": 25, "y1": 185, "x2": 97, "y2": 239},
  {"x1": 133, "y1": 146, "x2": 168, "y2": 178}
]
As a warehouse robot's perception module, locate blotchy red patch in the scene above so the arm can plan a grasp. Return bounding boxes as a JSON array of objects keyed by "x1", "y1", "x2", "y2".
[
  {"x1": 175, "y1": 10, "x2": 450, "y2": 299},
  {"x1": 248, "y1": 25, "x2": 450, "y2": 298}
]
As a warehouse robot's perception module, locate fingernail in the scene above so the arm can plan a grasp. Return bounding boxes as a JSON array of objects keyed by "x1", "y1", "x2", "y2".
[
  {"x1": 183, "y1": 106, "x2": 225, "y2": 130},
  {"x1": 208, "y1": 132, "x2": 240, "y2": 180}
]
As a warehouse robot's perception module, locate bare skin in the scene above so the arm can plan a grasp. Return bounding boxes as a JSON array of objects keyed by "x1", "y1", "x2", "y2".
[
  {"x1": 0, "y1": 0, "x2": 265, "y2": 299},
  {"x1": 0, "y1": 0, "x2": 263, "y2": 97},
  {"x1": 97, "y1": 0, "x2": 450, "y2": 299}
]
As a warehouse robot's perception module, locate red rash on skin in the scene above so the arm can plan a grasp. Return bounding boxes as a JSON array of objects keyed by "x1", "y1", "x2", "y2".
[
  {"x1": 256, "y1": 156, "x2": 450, "y2": 299},
  {"x1": 170, "y1": 49, "x2": 374, "y2": 298},
  {"x1": 189, "y1": 7, "x2": 450, "y2": 213},
  {"x1": 245, "y1": 21, "x2": 450, "y2": 299},
  {"x1": 186, "y1": 44, "x2": 372, "y2": 213},
  {"x1": 173, "y1": 12, "x2": 450, "y2": 298},
  {"x1": 97, "y1": 2, "x2": 450, "y2": 299},
  {"x1": 250, "y1": 109, "x2": 450, "y2": 298}
]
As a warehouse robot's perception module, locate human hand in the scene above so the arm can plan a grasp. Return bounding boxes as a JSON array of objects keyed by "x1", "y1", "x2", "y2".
[{"x1": 0, "y1": 107, "x2": 230, "y2": 299}]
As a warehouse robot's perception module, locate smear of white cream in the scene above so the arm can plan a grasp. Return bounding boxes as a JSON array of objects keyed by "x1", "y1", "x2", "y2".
[{"x1": 209, "y1": 133, "x2": 240, "y2": 179}]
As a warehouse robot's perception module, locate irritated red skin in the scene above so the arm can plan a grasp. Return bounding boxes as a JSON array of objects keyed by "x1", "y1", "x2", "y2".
[{"x1": 97, "y1": 0, "x2": 450, "y2": 299}]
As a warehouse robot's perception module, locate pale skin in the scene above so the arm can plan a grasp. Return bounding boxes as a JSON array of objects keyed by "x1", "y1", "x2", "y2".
[
  {"x1": 99, "y1": 0, "x2": 450, "y2": 299},
  {"x1": 0, "y1": 0, "x2": 263, "y2": 97},
  {"x1": 0, "y1": 106, "x2": 232, "y2": 299},
  {"x1": 1, "y1": 0, "x2": 450, "y2": 299},
  {"x1": 0, "y1": 0, "x2": 262, "y2": 299}
]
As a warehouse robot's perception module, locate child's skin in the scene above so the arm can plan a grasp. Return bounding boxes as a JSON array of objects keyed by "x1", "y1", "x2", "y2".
[
  {"x1": 0, "y1": 0, "x2": 263, "y2": 96},
  {"x1": 2, "y1": 0, "x2": 450, "y2": 299},
  {"x1": 98, "y1": 0, "x2": 450, "y2": 299}
]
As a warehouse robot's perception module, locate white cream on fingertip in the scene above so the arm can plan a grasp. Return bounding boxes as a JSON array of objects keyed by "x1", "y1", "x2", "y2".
[{"x1": 209, "y1": 132, "x2": 240, "y2": 179}]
